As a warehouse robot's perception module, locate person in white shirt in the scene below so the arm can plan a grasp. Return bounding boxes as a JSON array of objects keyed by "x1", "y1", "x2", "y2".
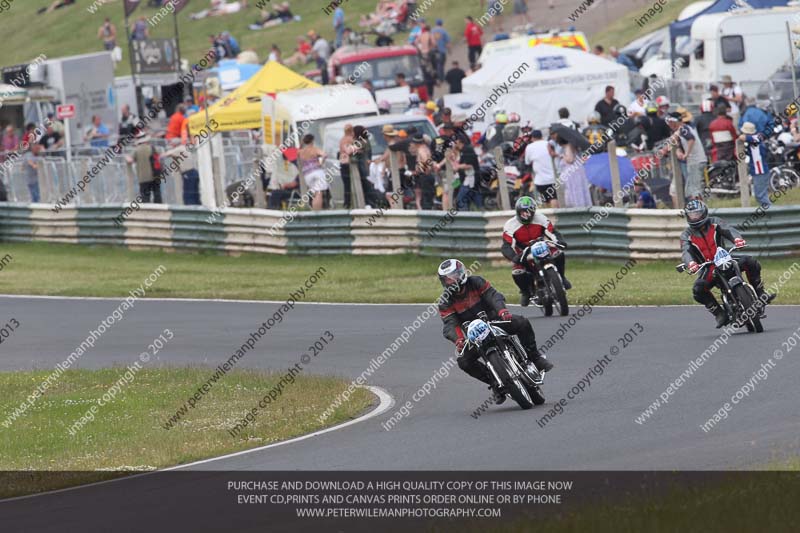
[
  {"x1": 628, "y1": 89, "x2": 648, "y2": 117},
  {"x1": 721, "y1": 75, "x2": 743, "y2": 119},
  {"x1": 524, "y1": 130, "x2": 559, "y2": 207}
]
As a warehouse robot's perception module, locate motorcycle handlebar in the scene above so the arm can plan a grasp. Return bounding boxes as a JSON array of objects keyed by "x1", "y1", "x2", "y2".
[{"x1": 675, "y1": 245, "x2": 745, "y2": 274}]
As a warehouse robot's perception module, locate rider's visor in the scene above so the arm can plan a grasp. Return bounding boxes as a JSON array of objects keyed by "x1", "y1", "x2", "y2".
[{"x1": 686, "y1": 210, "x2": 704, "y2": 223}]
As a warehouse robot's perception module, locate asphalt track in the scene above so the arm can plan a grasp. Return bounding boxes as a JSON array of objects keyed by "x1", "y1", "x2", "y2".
[{"x1": 1, "y1": 295, "x2": 798, "y2": 471}]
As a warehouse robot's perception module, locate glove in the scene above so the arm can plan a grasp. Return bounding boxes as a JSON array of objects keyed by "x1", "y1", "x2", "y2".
[
  {"x1": 688, "y1": 261, "x2": 700, "y2": 274},
  {"x1": 499, "y1": 309, "x2": 512, "y2": 321},
  {"x1": 734, "y1": 238, "x2": 746, "y2": 248},
  {"x1": 455, "y1": 338, "x2": 466, "y2": 352},
  {"x1": 512, "y1": 253, "x2": 523, "y2": 264}
]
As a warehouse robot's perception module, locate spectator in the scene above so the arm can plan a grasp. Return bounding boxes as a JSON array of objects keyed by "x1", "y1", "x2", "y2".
[
  {"x1": 166, "y1": 105, "x2": 186, "y2": 140},
  {"x1": 445, "y1": 61, "x2": 466, "y2": 94},
  {"x1": 633, "y1": 179, "x2": 656, "y2": 208},
  {"x1": 22, "y1": 144, "x2": 42, "y2": 202},
  {"x1": 662, "y1": 112, "x2": 707, "y2": 202},
  {"x1": 375, "y1": 29, "x2": 393, "y2": 47},
  {"x1": 415, "y1": 23, "x2": 437, "y2": 96},
  {"x1": 47, "y1": 113, "x2": 65, "y2": 135},
  {"x1": 525, "y1": 129, "x2": 558, "y2": 208},
  {"x1": 610, "y1": 47, "x2": 637, "y2": 72},
  {"x1": 694, "y1": 99, "x2": 715, "y2": 154},
  {"x1": 268, "y1": 44, "x2": 282, "y2": 63},
  {"x1": 333, "y1": 5, "x2": 346, "y2": 48},
  {"x1": 267, "y1": 149, "x2": 300, "y2": 209},
  {"x1": 37, "y1": 0, "x2": 76, "y2": 15},
  {"x1": 513, "y1": 0, "x2": 532, "y2": 26},
  {"x1": 464, "y1": 16, "x2": 483, "y2": 69},
  {"x1": 395, "y1": 72, "x2": 408, "y2": 88},
  {"x1": 593, "y1": 44, "x2": 606, "y2": 57},
  {"x1": 642, "y1": 105, "x2": 666, "y2": 150},
  {"x1": 297, "y1": 133, "x2": 328, "y2": 210},
  {"x1": 84, "y1": 115, "x2": 110, "y2": 147},
  {"x1": 119, "y1": 104, "x2": 139, "y2": 138},
  {"x1": 2, "y1": 125, "x2": 20, "y2": 153},
  {"x1": 655, "y1": 95, "x2": 670, "y2": 118},
  {"x1": 309, "y1": 30, "x2": 331, "y2": 85},
  {"x1": 556, "y1": 107, "x2": 580, "y2": 130},
  {"x1": 708, "y1": 105, "x2": 737, "y2": 162},
  {"x1": 126, "y1": 132, "x2": 162, "y2": 204},
  {"x1": 38, "y1": 123, "x2": 63, "y2": 152},
  {"x1": 721, "y1": 75, "x2": 743, "y2": 120},
  {"x1": 628, "y1": 89, "x2": 648, "y2": 117},
  {"x1": 284, "y1": 36, "x2": 312, "y2": 65},
  {"x1": 362, "y1": 80, "x2": 376, "y2": 100},
  {"x1": 409, "y1": 133, "x2": 435, "y2": 210},
  {"x1": 22, "y1": 123, "x2": 39, "y2": 148},
  {"x1": 558, "y1": 139, "x2": 592, "y2": 207},
  {"x1": 594, "y1": 86, "x2": 620, "y2": 127},
  {"x1": 184, "y1": 96, "x2": 200, "y2": 114},
  {"x1": 370, "y1": 125, "x2": 401, "y2": 198},
  {"x1": 221, "y1": 31, "x2": 240, "y2": 56},
  {"x1": 739, "y1": 122, "x2": 771, "y2": 206},
  {"x1": 338, "y1": 124, "x2": 355, "y2": 208},
  {"x1": 708, "y1": 85, "x2": 729, "y2": 114},
  {"x1": 432, "y1": 19, "x2": 451, "y2": 83},
  {"x1": 452, "y1": 135, "x2": 482, "y2": 210},
  {"x1": 352, "y1": 125, "x2": 380, "y2": 206},
  {"x1": 163, "y1": 139, "x2": 201, "y2": 205},
  {"x1": 98, "y1": 18, "x2": 117, "y2": 51},
  {"x1": 481, "y1": 0, "x2": 504, "y2": 32},
  {"x1": 583, "y1": 111, "x2": 605, "y2": 147},
  {"x1": 131, "y1": 16, "x2": 149, "y2": 41},
  {"x1": 738, "y1": 96, "x2": 774, "y2": 137}
]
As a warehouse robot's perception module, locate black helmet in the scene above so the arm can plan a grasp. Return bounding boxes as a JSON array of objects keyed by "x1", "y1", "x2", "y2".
[
  {"x1": 438, "y1": 259, "x2": 468, "y2": 291},
  {"x1": 685, "y1": 199, "x2": 709, "y2": 228},
  {"x1": 515, "y1": 196, "x2": 536, "y2": 225}
]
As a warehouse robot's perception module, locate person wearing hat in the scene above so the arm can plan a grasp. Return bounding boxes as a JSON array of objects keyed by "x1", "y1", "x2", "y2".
[
  {"x1": 708, "y1": 104, "x2": 737, "y2": 162},
  {"x1": 662, "y1": 111, "x2": 707, "y2": 203},
  {"x1": 266, "y1": 148, "x2": 300, "y2": 209},
  {"x1": 163, "y1": 137, "x2": 201, "y2": 205},
  {"x1": 424, "y1": 100, "x2": 438, "y2": 122},
  {"x1": 633, "y1": 178, "x2": 655, "y2": 209},
  {"x1": 720, "y1": 75, "x2": 743, "y2": 119},
  {"x1": 739, "y1": 121, "x2": 771, "y2": 206},
  {"x1": 126, "y1": 131, "x2": 162, "y2": 204},
  {"x1": 738, "y1": 96, "x2": 775, "y2": 138},
  {"x1": 409, "y1": 133, "x2": 435, "y2": 210}
]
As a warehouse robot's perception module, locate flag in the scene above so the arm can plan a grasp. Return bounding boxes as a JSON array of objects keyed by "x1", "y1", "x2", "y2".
[{"x1": 124, "y1": 0, "x2": 141, "y2": 18}]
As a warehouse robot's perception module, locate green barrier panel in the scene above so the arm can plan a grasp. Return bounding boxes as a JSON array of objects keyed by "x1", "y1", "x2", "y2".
[
  {"x1": 418, "y1": 210, "x2": 488, "y2": 257},
  {"x1": 170, "y1": 206, "x2": 228, "y2": 251},
  {"x1": 0, "y1": 204, "x2": 36, "y2": 242},
  {"x1": 285, "y1": 210, "x2": 353, "y2": 254},
  {"x1": 76, "y1": 205, "x2": 127, "y2": 246}
]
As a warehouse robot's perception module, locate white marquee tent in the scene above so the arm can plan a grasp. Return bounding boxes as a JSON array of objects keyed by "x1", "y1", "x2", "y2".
[{"x1": 461, "y1": 44, "x2": 633, "y2": 129}]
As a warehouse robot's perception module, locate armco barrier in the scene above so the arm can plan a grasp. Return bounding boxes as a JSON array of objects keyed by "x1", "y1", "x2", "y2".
[{"x1": 0, "y1": 203, "x2": 798, "y2": 260}]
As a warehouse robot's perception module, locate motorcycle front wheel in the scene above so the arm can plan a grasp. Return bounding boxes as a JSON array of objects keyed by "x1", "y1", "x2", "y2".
[
  {"x1": 545, "y1": 268, "x2": 569, "y2": 316},
  {"x1": 733, "y1": 284, "x2": 763, "y2": 333},
  {"x1": 488, "y1": 350, "x2": 534, "y2": 409}
]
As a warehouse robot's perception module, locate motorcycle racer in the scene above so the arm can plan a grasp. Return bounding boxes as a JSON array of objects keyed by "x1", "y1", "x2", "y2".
[
  {"x1": 502, "y1": 196, "x2": 570, "y2": 306},
  {"x1": 437, "y1": 259, "x2": 553, "y2": 403},
  {"x1": 681, "y1": 199, "x2": 775, "y2": 328}
]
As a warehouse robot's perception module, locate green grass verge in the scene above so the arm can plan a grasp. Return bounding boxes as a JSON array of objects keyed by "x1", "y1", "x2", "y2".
[
  {"x1": 0, "y1": 367, "x2": 372, "y2": 496},
  {"x1": 0, "y1": 242, "x2": 798, "y2": 305},
  {"x1": 589, "y1": 0, "x2": 698, "y2": 50},
  {"x1": 706, "y1": 186, "x2": 800, "y2": 209},
  {"x1": 3, "y1": 0, "x2": 475, "y2": 77}
]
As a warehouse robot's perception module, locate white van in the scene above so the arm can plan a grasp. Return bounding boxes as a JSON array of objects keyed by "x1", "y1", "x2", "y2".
[
  {"x1": 261, "y1": 86, "x2": 378, "y2": 149},
  {"x1": 689, "y1": 6, "x2": 800, "y2": 83}
]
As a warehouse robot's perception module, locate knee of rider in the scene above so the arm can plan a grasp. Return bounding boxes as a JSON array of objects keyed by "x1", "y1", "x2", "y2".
[{"x1": 457, "y1": 356, "x2": 471, "y2": 371}]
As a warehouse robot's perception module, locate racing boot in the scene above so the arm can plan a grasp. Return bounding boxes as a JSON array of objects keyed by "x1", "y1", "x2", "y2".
[
  {"x1": 512, "y1": 270, "x2": 533, "y2": 307},
  {"x1": 530, "y1": 355, "x2": 554, "y2": 373},
  {"x1": 754, "y1": 283, "x2": 776, "y2": 317},
  {"x1": 490, "y1": 385, "x2": 507, "y2": 405},
  {"x1": 708, "y1": 304, "x2": 730, "y2": 329},
  {"x1": 562, "y1": 277, "x2": 572, "y2": 290}
]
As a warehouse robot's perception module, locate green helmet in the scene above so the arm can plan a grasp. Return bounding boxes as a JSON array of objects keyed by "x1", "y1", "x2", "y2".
[{"x1": 515, "y1": 196, "x2": 536, "y2": 225}]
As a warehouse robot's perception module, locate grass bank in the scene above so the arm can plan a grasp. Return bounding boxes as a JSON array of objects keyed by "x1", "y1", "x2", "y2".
[
  {"x1": 0, "y1": 242, "x2": 797, "y2": 305},
  {"x1": 0, "y1": 367, "x2": 372, "y2": 496}
]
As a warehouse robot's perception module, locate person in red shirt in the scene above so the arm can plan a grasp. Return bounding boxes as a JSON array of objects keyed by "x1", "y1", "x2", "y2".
[
  {"x1": 708, "y1": 105, "x2": 737, "y2": 162},
  {"x1": 165, "y1": 105, "x2": 186, "y2": 140},
  {"x1": 464, "y1": 16, "x2": 483, "y2": 69}
]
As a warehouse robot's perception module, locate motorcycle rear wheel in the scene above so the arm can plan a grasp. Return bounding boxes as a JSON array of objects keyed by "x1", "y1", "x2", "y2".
[{"x1": 488, "y1": 350, "x2": 534, "y2": 410}]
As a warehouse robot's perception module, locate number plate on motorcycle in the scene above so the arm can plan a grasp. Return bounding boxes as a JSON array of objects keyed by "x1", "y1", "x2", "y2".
[
  {"x1": 467, "y1": 320, "x2": 490, "y2": 343},
  {"x1": 714, "y1": 248, "x2": 733, "y2": 268}
]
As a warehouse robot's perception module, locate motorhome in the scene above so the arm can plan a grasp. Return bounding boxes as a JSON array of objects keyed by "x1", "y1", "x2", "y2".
[
  {"x1": 689, "y1": 6, "x2": 800, "y2": 83},
  {"x1": 261, "y1": 86, "x2": 378, "y2": 150}
]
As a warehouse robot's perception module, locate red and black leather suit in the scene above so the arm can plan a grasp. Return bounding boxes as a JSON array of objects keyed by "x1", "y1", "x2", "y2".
[
  {"x1": 438, "y1": 275, "x2": 540, "y2": 384},
  {"x1": 680, "y1": 216, "x2": 763, "y2": 308}
]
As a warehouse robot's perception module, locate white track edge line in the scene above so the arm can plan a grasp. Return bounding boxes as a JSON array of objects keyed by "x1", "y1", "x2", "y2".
[{"x1": 0, "y1": 385, "x2": 393, "y2": 504}]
